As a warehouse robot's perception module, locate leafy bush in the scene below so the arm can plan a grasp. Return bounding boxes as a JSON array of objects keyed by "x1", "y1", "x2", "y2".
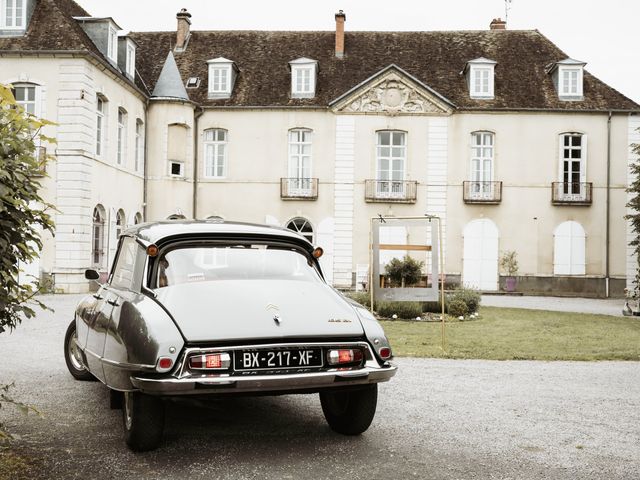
[
  {"x1": 447, "y1": 299, "x2": 469, "y2": 317},
  {"x1": 500, "y1": 250, "x2": 519, "y2": 276},
  {"x1": 384, "y1": 255, "x2": 424, "y2": 287},
  {"x1": 447, "y1": 288, "x2": 481, "y2": 314},
  {"x1": 344, "y1": 291, "x2": 371, "y2": 308},
  {"x1": 422, "y1": 300, "x2": 444, "y2": 313},
  {"x1": 376, "y1": 301, "x2": 423, "y2": 319}
]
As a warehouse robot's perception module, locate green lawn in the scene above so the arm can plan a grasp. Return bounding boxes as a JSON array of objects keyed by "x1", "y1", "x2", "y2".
[{"x1": 381, "y1": 307, "x2": 640, "y2": 361}]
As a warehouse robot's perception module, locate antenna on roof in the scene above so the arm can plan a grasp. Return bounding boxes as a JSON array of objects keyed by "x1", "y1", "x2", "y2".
[{"x1": 505, "y1": 0, "x2": 513, "y2": 23}]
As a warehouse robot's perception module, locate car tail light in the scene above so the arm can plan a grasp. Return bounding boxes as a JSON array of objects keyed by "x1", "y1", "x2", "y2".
[
  {"x1": 378, "y1": 347, "x2": 392, "y2": 359},
  {"x1": 189, "y1": 352, "x2": 231, "y2": 371},
  {"x1": 327, "y1": 348, "x2": 363, "y2": 366},
  {"x1": 156, "y1": 357, "x2": 174, "y2": 372}
]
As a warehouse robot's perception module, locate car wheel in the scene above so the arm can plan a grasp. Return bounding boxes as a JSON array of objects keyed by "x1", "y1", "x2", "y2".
[
  {"x1": 122, "y1": 391, "x2": 165, "y2": 452},
  {"x1": 110, "y1": 389, "x2": 124, "y2": 410},
  {"x1": 63, "y1": 321, "x2": 94, "y2": 381},
  {"x1": 319, "y1": 384, "x2": 378, "y2": 435}
]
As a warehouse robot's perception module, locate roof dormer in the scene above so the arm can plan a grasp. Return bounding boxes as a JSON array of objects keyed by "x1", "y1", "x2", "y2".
[
  {"x1": 289, "y1": 57, "x2": 318, "y2": 99},
  {"x1": 74, "y1": 17, "x2": 122, "y2": 65},
  {"x1": 207, "y1": 57, "x2": 238, "y2": 99},
  {"x1": 0, "y1": 0, "x2": 34, "y2": 36},
  {"x1": 462, "y1": 57, "x2": 497, "y2": 99},
  {"x1": 117, "y1": 36, "x2": 137, "y2": 81},
  {"x1": 547, "y1": 58, "x2": 586, "y2": 100}
]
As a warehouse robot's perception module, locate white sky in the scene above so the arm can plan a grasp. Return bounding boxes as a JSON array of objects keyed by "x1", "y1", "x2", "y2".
[{"x1": 76, "y1": 0, "x2": 640, "y2": 104}]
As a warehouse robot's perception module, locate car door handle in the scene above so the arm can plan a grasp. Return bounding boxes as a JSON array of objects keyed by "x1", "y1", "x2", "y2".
[
  {"x1": 93, "y1": 293, "x2": 103, "y2": 300},
  {"x1": 107, "y1": 298, "x2": 120, "y2": 306}
]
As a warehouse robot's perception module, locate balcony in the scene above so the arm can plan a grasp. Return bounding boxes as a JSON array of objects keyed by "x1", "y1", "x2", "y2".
[
  {"x1": 551, "y1": 182, "x2": 592, "y2": 206},
  {"x1": 365, "y1": 180, "x2": 417, "y2": 203},
  {"x1": 280, "y1": 177, "x2": 318, "y2": 200},
  {"x1": 463, "y1": 181, "x2": 502, "y2": 204}
]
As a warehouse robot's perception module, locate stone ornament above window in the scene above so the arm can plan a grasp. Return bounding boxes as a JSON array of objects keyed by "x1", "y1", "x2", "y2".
[{"x1": 331, "y1": 67, "x2": 453, "y2": 116}]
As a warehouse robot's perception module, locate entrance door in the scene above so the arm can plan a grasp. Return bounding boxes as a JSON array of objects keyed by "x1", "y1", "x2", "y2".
[{"x1": 463, "y1": 219, "x2": 499, "y2": 291}]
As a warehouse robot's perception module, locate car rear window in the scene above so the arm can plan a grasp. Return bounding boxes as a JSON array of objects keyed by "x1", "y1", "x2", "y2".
[{"x1": 156, "y1": 244, "x2": 322, "y2": 288}]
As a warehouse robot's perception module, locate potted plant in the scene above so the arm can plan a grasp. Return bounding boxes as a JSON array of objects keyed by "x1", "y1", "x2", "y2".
[{"x1": 500, "y1": 250, "x2": 519, "y2": 292}]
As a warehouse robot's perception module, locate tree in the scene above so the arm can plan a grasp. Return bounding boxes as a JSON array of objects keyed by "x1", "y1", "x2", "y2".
[
  {"x1": 384, "y1": 255, "x2": 425, "y2": 287},
  {"x1": 0, "y1": 83, "x2": 55, "y2": 439},
  {"x1": 625, "y1": 134, "x2": 640, "y2": 298},
  {"x1": 0, "y1": 83, "x2": 55, "y2": 333}
]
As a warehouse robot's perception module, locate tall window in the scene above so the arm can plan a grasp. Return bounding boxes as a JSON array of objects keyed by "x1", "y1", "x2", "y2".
[
  {"x1": 1, "y1": 0, "x2": 26, "y2": 28},
  {"x1": 96, "y1": 96, "x2": 105, "y2": 157},
  {"x1": 286, "y1": 217, "x2": 314, "y2": 243},
  {"x1": 204, "y1": 128, "x2": 227, "y2": 178},
  {"x1": 376, "y1": 130, "x2": 406, "y2": 196},
  {"x1": 126, "y1": 44, "x2": 136, "y2": 78},
  {"x1": 470, "y1": 132, "x2": 494, "y2": 196},
  {"x1": 135, "y1": 119, "x2": 144, "y2": 172},
  {"x1": 107, "y1": 26, "x2": 118, "y2": 62},
  {"x1": 560, "y1": 133, "x2": 585, "y2": 197},
  {"x1": 288, "y1": 129, "x2": 312, "y2": 193},
  {"x1": 117, "y1": 108, "x2": 127, "y2": 165},
  {"x1": 92, "y1": 206, "x2": 106, "y2": 267},
  {"x1": 115, "y1": 209, "x2": 125, "y2": 239},
  {"x1": 12, "y1": 83, "x2": 37, "y2": 115}
]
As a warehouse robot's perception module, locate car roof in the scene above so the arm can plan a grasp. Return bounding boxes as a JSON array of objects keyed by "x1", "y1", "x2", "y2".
[{"x1": 123, "y1": 220, "x2": 313, "y2": 247}]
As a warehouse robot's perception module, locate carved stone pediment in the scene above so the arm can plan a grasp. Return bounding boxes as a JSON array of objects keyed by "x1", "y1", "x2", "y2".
[{"x1": 331, "y1": 68, "x2": 453, "y2": 116}]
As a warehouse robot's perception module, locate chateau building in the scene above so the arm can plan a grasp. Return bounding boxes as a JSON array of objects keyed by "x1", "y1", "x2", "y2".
[{"x1": 1, "y1": 0, "x2": 639, "y2": 296}]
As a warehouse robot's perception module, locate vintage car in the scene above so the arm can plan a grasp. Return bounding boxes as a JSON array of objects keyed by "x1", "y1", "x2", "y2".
[{"x1": 64, "y1": 220, "x2": 397, "y2": 451}]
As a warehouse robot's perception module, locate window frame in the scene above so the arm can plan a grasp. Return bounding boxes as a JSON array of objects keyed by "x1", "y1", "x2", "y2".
[
  {"x1": 135, "y1": 118, "x2": 144, "y2": 172},
  {"x1": 558, "y1": 132, "x2": 587, "y2": 198},
  {"x1": 107, "y1": 26, "x2": 118, "y2": 62},
  {"x1": 117, "y1": 107, "x2": 127, "y2": 165},
  {"x1": 126, "y1": 42, "x2": 136, "y2": 78},
  {"x1": 287, "y1": 128, "x2": 313, "y2": 193},
  {"x1": 469, "y1": 65, "x2": 495, "y2": 99},
  {"x1": 92, "y1": 205, "x2": 106, "y2": 268},
  {"x1": 469, "y1": 131, "x2": 495, "y2": 197},
  {"x1": 291, "y1": 64, "x2": 316, "y2": 98},
  {"x1": 96, "y1": 95, "x2": 106, "y2": 157},
  {"x1": 12, "y1": 82, "x2": 39, "y2": 116},
  {"x1": 558, "y1": 67, "x2": 583, "y2": 98},
  {"x1": 203, "y1": 128, "x2": 228, "y2": 179},
  {"x1": 286, "y1": 217, "x2": 314, "y2": 244},
  {"x1": 375, "y1": 130, "x2": 407, "y2": 197},
  {"x1": 1, "y1": 0, "x2": 27, "y2": 29}
]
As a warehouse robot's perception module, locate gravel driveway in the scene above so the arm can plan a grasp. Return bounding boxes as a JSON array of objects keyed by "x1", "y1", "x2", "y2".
[{"x1": 1, "y1": 294, "x2": 639, "y2": 479}]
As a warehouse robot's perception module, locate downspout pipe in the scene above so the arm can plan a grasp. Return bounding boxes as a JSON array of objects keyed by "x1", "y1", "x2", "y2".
[
  {"x1": 192, "y1": 106, "x2": 204, "y2": 219},
  {"x1": 143, "y1": 101, "x2": 149, "y2": 221},
  {"x1": 606, "y1": 111, "x2": 612, "y2": 298}
]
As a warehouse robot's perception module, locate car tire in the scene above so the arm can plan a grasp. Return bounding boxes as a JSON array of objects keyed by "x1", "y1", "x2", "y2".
[
  {"x1": 110, "y1": 389, "x2": 124, "y2": 410},
  {"x1": 122, "y1": 391, "x2": 165, "y2": 452},
  {"x1": 64, "y1": 321, "x2": 94, "y2": 381},
  {"x1": 320, "y1": 384, "x2": 378, "y2": 435}
]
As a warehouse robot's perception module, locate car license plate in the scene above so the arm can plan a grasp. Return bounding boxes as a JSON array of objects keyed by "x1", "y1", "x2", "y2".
[{"x1": 234, "y1": 347, "x2": 323, "y2": 371}]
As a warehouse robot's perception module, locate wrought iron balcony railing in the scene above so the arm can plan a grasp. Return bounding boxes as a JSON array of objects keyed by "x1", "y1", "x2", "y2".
[
  {"x1": 280, "y1": 177, "x2": 318, "y2": 200},
  {"x1": 364, "y1": 180, "x2": 418, "y2": 203},
  {"x1": 463, "y1": 181, "x2": 502, "y2": 204},
  {"x1": 551, "y1": 182, "x2": 592, "y2": 205}
]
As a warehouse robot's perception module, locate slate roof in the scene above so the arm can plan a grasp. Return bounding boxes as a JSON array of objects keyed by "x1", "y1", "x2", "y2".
[
  {"x1": 151, "y1": 52, "x2": 190, "y2": 100},
  {"x1": 1, "y1": 1, "x2": 637, "y2": 112},
  {"x1": 129, "y1": 29, "x2": 639, "y2": 112}
]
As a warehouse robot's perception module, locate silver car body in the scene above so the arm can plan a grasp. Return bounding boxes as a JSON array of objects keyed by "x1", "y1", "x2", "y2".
[{"x1": 74, "y1": 220, "x2": 397, "y2": 395}]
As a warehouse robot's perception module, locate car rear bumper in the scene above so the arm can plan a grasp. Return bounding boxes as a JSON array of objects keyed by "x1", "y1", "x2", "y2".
[{"x1": 130, "y1": 363, "x2": 397, "y2": 395}]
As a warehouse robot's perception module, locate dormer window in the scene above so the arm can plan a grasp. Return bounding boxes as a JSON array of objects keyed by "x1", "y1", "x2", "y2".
[
  {"x1": 107, "y1": 26, "x2": 118, "y2": 62},
  {"x1": 1, "y1": 0, "x2": 27, "y2": 29},
  {"x1": 126, "y1": 43, "x2": 135, "y2": 77},
  {"x1": 117, "y1": 36, "x2": 137, "y2": 81},
  {"x1": 548, "y1": 58, "x2": 586, "y2": 100},
  {"x1": 289, "y1": 58, "x2": 318, "y2": 98},
  {"x1": 464, "y1": 58, "x2": 496, "y2": 99},
  {"x1": 207, "y1": 57, "x2": 237, "y2": 99}
]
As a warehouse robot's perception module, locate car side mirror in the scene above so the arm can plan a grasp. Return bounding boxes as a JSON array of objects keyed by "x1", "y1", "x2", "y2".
[{"x1": 85, "y1": 269, "x2": 100, "y2": 281}]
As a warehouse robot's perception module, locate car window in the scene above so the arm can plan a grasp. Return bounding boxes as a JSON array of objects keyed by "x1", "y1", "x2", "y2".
[
  {"x1": 156, "y1": 245, "x2": 321, "y2": 288},
  {"x1": 111, "y1": 237, "x2": 139, "y2": 290}
]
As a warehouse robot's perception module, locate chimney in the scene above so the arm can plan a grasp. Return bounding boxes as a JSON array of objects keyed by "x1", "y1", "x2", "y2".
[
  {"x1": 489, "y1": 18, "x2": 506, "y2": 30},
  {"x1": 176, "y1": 8, "x2": 192, "y2": 51},
  {"x1": 335, "y1": 10, "x2": 346, "y2": 58}
]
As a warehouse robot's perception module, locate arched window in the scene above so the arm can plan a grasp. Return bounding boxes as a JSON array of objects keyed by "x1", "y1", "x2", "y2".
[
  {"x1": 553, "y1": 221, "x2": 586, "y2": 275},
  {"x1": 92, "y1": 205, "x2": 106, "y2": 267},
  {"x1": 203, "y1": 128, "x2": 227, "y2": 178},
  {"x1": 134, "y1": 212, "x2": 143, "y2": 225},
  {"x1": 12, "y1": 82, "x2": 39, "y2": 116},
  {"x1": 115, "y1": 209, "x2": 125, "y2": 239},
  {"x1": 286, "y1": 217, "x2": 314, "y2": 243}
]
